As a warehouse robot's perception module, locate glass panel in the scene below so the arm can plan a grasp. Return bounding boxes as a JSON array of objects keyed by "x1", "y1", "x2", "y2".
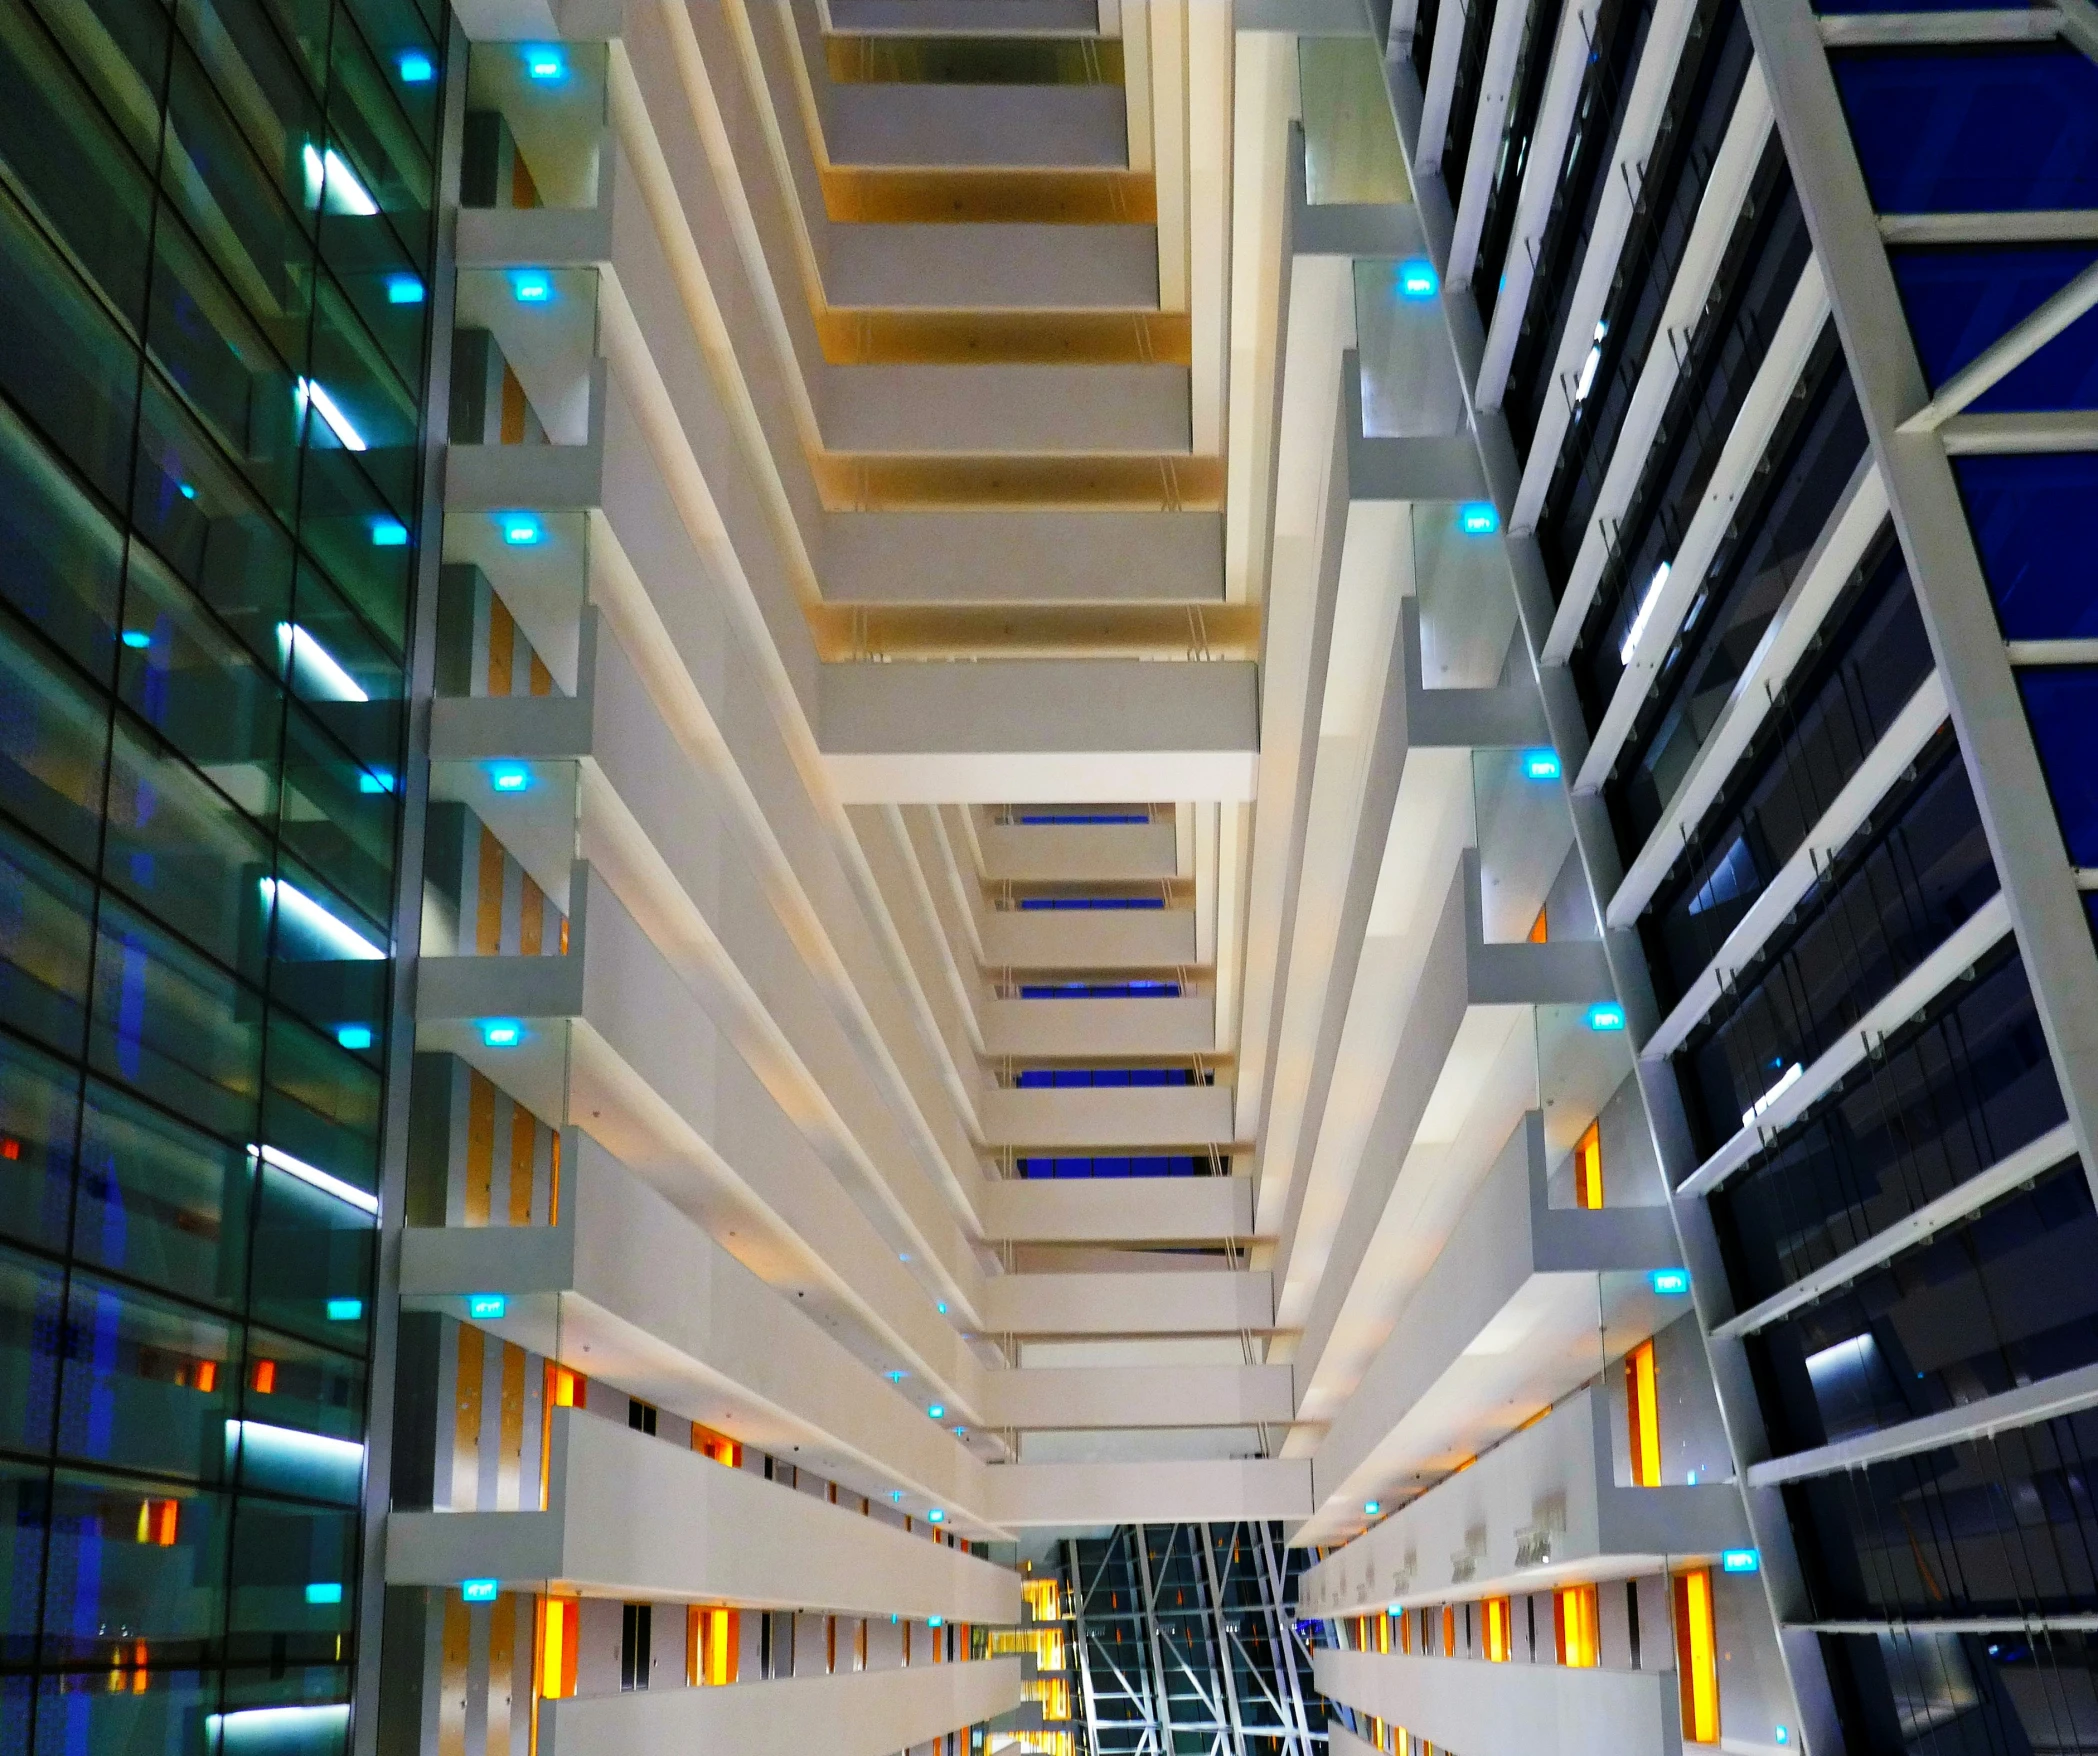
[
  {"x1": 87, "y1": 898, "x2": 264, "y2": 1142},
  {"x1": 0, "y1": 180, "x2": 142, "y2": 504},
  {"x1": 238, "y1": 1328, "x2": 367, "y2": 1465},
  {"x1": 130, "y1": 374, "x2": 299, "y2": 663},
  {"x1": 76, "y1": 1078, "x2": 254, "y2": 1310},
  {"x1": 38, "y1": 1469, "x2": 228, "y2": 1666},
  {"x1": 1608, "y1": 339, "x2": 1869, "y2": 853},
  {"x1": 0, "y1": 1244, "x2": 63, "y2": 1452},
  {"x1": 1678, "y1": 742, "x2": 1999, "y2": 1147},
  {"x1": 1415, "y1": 500, "x2": 1519, "y2": 687},
  {"x1": 116, "y1": 542, "x2": 286, "y2": 816},
  {"x1": 27, "y1": 1668, "x2": 217, "y2": 1756},
  {"x1": 1891, "y1": 245, "x2": 2098, "y2": 414},
  {"x1": 1473, "y1": 746, "x2": 1576, "y2": 943},
  {"x1": 0, "y1": 616, "x2": 115, "y2": 870},
  {"x1": 0, "y1": 0, "x2": 156, "y2": 333},
  {"x1": 1790, "y1": 1410, "x2": 2098, "y2": 1620},
  {"x1": 1297, "y1": 38, "x2": 1408, "y2": 205},
  {"x1": 0, "y1": 819, "x2": 97, "y2": 1060},
  {"x1": 1824, "y1": 1629, "x2": 2098, "y2": 1756},
  {"x1": 277, "y1": 704, "x2": 402, "y2": 929},
  {"x1": 144, "y1": 213, "x2": 306, "y2": 526},
  {"x1": 1753, "y1": 1157, "x2": 2097, "y2": 1453},
  {"x1": 103, "y1": 712, "x2": 276, "y2": 982},
  {"x1": 0, "y1": 397, "x2": 125, "y2": 678},
  {"x1": 1640, "y1": 535, "x2": 1930, "y2": 1012},
  {"x1": 248, "y1": 1157, "x2": 375, "y2": 1349},
  {"x1": 0, "y1": 1034, "x2": 79, "y2": 1255},
  {"x1": 0, "y1": 1459, "x2": 46, "y2": 1666},
  {"x1": 1354, "y1": 262, "x2": 1468, "y2": 438},
  {"x1": 1499, "y1": 0, "x2": 1665, "y2": 452},
  {"x1": 56, "y1": 1272, "x2": 237, "y2": 1482},
  {"x1": 1831, "y1": 46, "x2": 2098, "y2": 214},
  {"x1": 2016, "y1": 667, "x2": 2098, "y2": 865},
  {"x1": 464, "y1": 39, "x2": 610, "y2": 210},
  {"x1": 1533, "y1": 1, "x2": 1757, "y2": 576},
  {"x1": 1955, "y1": 451, "x2": 2098, "y2": 641},
  {"x1": 1536, "y1": 1003, "x2": 1648, "y2": 1206},
  {"x1": 226, "y1": 1495, "x2": 359, "y2": 1658}
]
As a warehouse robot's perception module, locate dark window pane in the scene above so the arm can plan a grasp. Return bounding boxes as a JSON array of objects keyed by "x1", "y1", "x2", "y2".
[
  {"x1": 0, "y1": 820, "x2": 96, "y2": 1060},
  {"x1": 0, "y1": 181, "x2": 141, "y2": 504},
  {"x1": 129, "y1": 375, "x2": 298, "y2": 662},
  {"x1": 0, "y1": 612, "x2": 115, "y2": 870},
  {"x1": 0, "y1": 1460, "x2": 47, "y2": 1666},
  {"x1": 103, "y1": 713, "x2": 275, "y2": 981},
  {"x1": 1712, "y1": 951, "x2": 2066, "y2": 1306},
  {"x1": 39, "y1": 1469, "x2": 227, "y2": 1665},
  {"x1": 76, "y1": 1079, "x2": 254, "y2": 1311},
  {"x1": 0, "y1": 1243, "x2": 63, "y2": 1452},
  {"x1": 1752, "y1": 1158, "x2": 2098, "y2": 1453},
  {"x1": 116, "y1": 541, "x2": 286, "y2": 808},
  {"x1": 1679, "y1": 742, "x2": 1999, "y2": 1147},
  {"x1": 27, "y1": 1668, "x2": 215, "y2": 1756},
  {"x1": 225, "y1": 1494, "x2": 358, "y2": 1658},
  {"x1": 0, "y1": 1032, "x2": 79, "y2": 1254},
  {"x1": 0, "y1": 0, "x2": 156, "y2": 330},
  {"x1": 248, "y1": 1159, "x2": 374, "y2": 1349},
  {"x1": 144, "y1": 215, "x2": 305, "y2": 524},
  {"x1": 1640, "y1": 534, "x2": 1931, "y2": 1011},
  {"x1": 0, "y1": 396, "x2": 126, "y2": 677},
  {"x1": 56, "y1": 1272, "x2": 236, "y2": 1483},
  {"x1": 87, "y1": 899, "x2": 264, "y2": 1142},
  {"x1": 276, "y1": 706, "x2": 400, "y2": 929},
  {"x1": 1790, "y1": 1412, "x2": 2098, "y2": 1621}
]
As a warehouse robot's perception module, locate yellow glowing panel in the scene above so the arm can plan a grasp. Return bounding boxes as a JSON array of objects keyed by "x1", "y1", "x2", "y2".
[{"x1": 1627, "y1": 1339, "x2": 1662, "y2": 1487}]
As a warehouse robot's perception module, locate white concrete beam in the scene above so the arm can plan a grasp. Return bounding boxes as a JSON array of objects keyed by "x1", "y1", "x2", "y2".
[{"x1": 820, "y1": 660, "x2": 1259, "y2": 804}]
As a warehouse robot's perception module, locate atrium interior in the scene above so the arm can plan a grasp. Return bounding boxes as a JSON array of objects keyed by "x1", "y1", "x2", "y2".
[{"x1": 0, "y1": 0, "x2": 2095, "y2": 1753}]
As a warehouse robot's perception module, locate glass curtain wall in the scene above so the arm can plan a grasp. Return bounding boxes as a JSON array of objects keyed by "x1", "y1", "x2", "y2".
[{"x1": 0, "y1": 0, "x2": 443, "y2": 1746}]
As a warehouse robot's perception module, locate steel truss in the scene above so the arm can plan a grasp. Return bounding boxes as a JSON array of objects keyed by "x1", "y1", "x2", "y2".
[{"x1": 1061, "y1": 1522, "x2": 1325, "y2": 1756}]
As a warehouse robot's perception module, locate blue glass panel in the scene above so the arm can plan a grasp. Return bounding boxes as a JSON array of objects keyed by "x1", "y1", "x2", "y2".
[
  {"x1": 1890, "y1": 247, "x2": 2098, "y2": 412},
  {"x1": 1955, "y1": 452, "x2": 2098, "y2": 639},
  {"x1": 1819, "y1": 0, "x2": 2032, "y2": 11},
  {"x1": 2017, "y1": 668, "x2": 2098, "y2": 863},
  {"x1": 1831, "y1": 47, "x2": 2098, "y2": 213}
]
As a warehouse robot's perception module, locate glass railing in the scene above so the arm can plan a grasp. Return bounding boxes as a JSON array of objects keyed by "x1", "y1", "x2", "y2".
[
  {"x1": 1355, "y1": 261, "x2": 1469, "y2": 437},
  {"x1": 1472, "y1": 746, "x2": 1576, "y2": 944},
  {"x1": 464, "y1": 39, "x2": 609, "y2": 209},
  {"x1": 1535, "y1": 1003, "x2": 1643, "y2": 1209},
  {"x1": 452, "y1": 265, "x2": 600, "y2": 448},
  {"x1": 1299, "y1": 38, "x2": 1411, "y2": 205},
  {"x1": 1414, "y1": 501, "x2": 1521, "y2": 690}
]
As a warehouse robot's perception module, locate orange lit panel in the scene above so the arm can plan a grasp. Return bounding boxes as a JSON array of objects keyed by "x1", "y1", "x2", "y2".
[
  {"x1": 1675, "y1": 1569, "x2": 1720, "y2": 1743},
  {"x1": 1627, "y1": 1340, "x2": 1662, "y2": 1487},
  {"x1": 1574, "y1": 1120, "x2": 1604, "y2": 1209},
  {"x1": 1554, "y1": 1585, "x2": 1598, "y2": 1668}
]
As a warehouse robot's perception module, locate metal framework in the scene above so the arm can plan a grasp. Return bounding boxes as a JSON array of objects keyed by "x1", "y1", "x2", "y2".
[{"x1": 1061, "y1": 1523, "x2": 1325, "y2": 1756}]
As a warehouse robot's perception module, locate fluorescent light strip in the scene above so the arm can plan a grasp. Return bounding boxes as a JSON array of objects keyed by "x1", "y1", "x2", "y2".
[
  {"x1": 276, "y1": 622, "x2": 370, "y2": 702},
  {"x1": 295, "y1": 378, "x2": 368, "y2": 451},
  {"x1": 248, "y1": 1142, "x2": 380, "y2": 1214},
  {"x1": 259, "y1": 876, "x2": 385, "y2": 961}
]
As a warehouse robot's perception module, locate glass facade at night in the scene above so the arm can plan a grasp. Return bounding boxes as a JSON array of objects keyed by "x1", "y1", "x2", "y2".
[{"x1": 0, "y1": 0, "x2": 442, "y2": 1744}]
